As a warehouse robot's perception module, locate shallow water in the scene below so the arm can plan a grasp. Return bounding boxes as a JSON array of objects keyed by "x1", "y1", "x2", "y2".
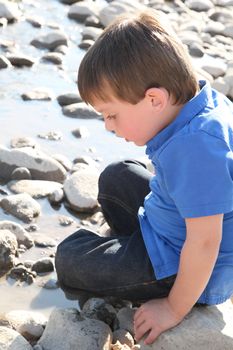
[{"x1": 0, "y1": 0, "x2": 145, "y2": 316}]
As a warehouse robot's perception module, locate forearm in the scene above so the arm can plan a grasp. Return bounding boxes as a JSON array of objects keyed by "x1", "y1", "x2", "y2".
[{"x1": 168, "y1": 238, "x2": 221, "y2": 318}]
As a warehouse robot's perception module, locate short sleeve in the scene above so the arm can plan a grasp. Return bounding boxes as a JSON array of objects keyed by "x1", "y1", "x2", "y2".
[{"x1": 159, "y1": 131, "x2": 233, "y2": 218}]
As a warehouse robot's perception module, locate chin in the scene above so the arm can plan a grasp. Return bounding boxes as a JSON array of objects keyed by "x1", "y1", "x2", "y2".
[{"x1": 134, "y1": 140, "x2": 146, "y2": 146}]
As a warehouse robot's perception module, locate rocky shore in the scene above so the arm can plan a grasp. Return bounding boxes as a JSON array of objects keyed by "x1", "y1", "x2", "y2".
[{"x1": 1, "y1": 0, "x2": 233, "y2": 348}]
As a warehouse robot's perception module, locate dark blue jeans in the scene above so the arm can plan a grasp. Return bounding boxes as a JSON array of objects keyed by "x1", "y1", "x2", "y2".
[{"x1": 55, "y1": 160, "x2": 176, "y2": 302}]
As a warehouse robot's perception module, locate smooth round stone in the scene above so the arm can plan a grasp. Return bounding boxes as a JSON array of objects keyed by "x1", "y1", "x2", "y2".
[
  {"x1": 21, "y1": 89, "x2": 53, "y2": 101},
  {"x1": 6, "y1": 54, "x2": 36, "y2": 67},
  {"x1": 79, "y1": 39, "x2": 94, "y2": 50},
  {"x1": 85, "y1": 15, "x2": 103, "y2": 28},
  {"x1": 185, "y1": 0, "x2": 214, "y2": 11},
  {"x1": 10, "y1": 136, "x2": 38, "y2": 149},
  {"x1": 57, "y1": 92, "x2": 82, "y2": 106},
  {"x1": 41, "y1": 52, "x2": 63, "y2": 65}
]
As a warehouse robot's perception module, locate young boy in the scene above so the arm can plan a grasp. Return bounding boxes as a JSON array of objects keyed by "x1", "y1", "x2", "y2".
[{"x1": 55, "y1": 10, "x2": 233, "y2": 345}]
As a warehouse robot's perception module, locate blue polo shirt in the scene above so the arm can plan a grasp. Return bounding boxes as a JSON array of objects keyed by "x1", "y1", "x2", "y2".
[{"x1": 138, "y1": 80, "x2": 233, "y2": 304}]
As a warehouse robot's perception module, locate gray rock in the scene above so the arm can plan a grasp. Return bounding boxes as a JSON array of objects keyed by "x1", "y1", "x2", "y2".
[
  {"x1": 79, "y1": 39, "x2": 94, "y2": 50},
  {"x1": 72, "y1": 126, "x2": 90, "y2": 138},
  {"x1": 21, "y1": 88, "x2": 53, "y2": 101},
  {"x1": 0, "y1": 145, "x2": 66, "y2": 183},
  {"x1": 38, "y1": 308, "x2": 112, "y2": 350},
  {"x1": 4, "y1": 310, "x2": 47, "y2": 341},
  {"x1": 41, "y1": 52, "x2": 63, "y2": 65},
  {"x1": 8, "y1": 263, "x2": 36, "y2": 284},
  {"x1": 73, "y1": 155, "x2": 97, "y2": 167},
  {"x1": 11, "y1": 167, "x2": 32, "y2": 180},
  {"x1": 62, "y1": 102, "x2": 101, "y2": 118},
  {"x1": 64, "y1": 166, "x2": 99, "y2": 212},
  {"x1": 59, "y1": 0, "x2": 79, "y2": 4},
  {"x1": 34, "y1": 235, "x2": 56, "y2": 248},
  {"x1": 37, "y1": 131, "x2": 62, "y2": 140},
  {"x1": 41, "y1": 277, "x2": 58, "y2": 290},
  {"x1": 85, "y1": 15, "x2": 103, "y2": 28},
  {"x1": 115, "y1": 307, "x2": 135, "y2": 334},
  {"x1": 81, "y1": 297, "x2": 117, "y2": 327},
  {"x1": 7, "y1": 179, "x2": 63, "y2": 199},
  {"x1": 212, "y1": 77, "x2": 230, "y2": 96},
  {"x1": 48, "y1": 188, "x2": 64, "y2": 204},
  {"x1": 68, "y1": 1, "x2": 101, "y2": 23},
  {"x1": 204, "y1": 21, "x2": 225, "y2": 36},
  {"x1": 26, "y1": 16, "x2": 44, "y2": 28},
  {"x1": 10, "y1": 136, "x2": 38, "y2": 149},
  {"x1": 0, "y1": 55, "x2": 11, "y2": 69},
  {"x1": 82, "y1": 26, "x2": 104, "y2": 41},
  {"x1": 0, "y1": 193, "x2": 41, "y2": 223},
  {"x1": 6, "y1": 54, "x2": 36, "y2": 67},
  {"x1": 201, "y1": 59, "x2": 227, "y2": 78},
  {"x1": 99, "y1": 0, "x2": 146, "y2": 27},
  {"x1": 223, "y1": 25, "x2": 233, "y2": 39},
  {"x1": 31, "y1": 31, "x2": 68, "y2": 50},
  {"x1": 57, "y1": 92, "x2": 82, "y2": 106},
  {"x1": 209, "y1": 9, "x2": 233, "y2": 24},
  {"x1": 0, "y1": 0, "x2": 21, "y2": 23},
  {"x1": 32, "y1": 257, "x2": 54, "y2": 273},
  {"x1": 0, "y1": 326, "x2": 33, "y2": 349},
  {"x1": 0, "y1": 221, "x2": 34, "y2": 248},
  {"x1": 188, "y1": 42, "x2": 204, "y2": 57},
  {"x1": 0, "y1": 229, "x2": 17, "y2": 277},
  {"x1": 58, "y1": 215, "x2": 74, "y2": 226},
  {"x1": 139, "y1": 300, "x2": 233, "y2": 350},
  {"x1": 185, "y1": 0, "x2": 214, "y2": 11},
  {"x1": 53, "y1": 44, "x2": 68, "y2": 54}
]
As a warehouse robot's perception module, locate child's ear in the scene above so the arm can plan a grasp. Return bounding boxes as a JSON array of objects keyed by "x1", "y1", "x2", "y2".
[{"x1": 145, "y1": 87, "x2": 169, "y2": 110}]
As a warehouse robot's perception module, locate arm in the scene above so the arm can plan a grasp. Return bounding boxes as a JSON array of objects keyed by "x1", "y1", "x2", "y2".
[{"x1": 134, "y1": 214, "x2": 223, "y2": 345}]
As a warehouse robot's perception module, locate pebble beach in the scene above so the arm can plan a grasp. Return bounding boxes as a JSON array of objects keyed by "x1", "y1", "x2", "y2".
[{"x1": 0, "y1": 0, "x2": 233, "y2": 348}]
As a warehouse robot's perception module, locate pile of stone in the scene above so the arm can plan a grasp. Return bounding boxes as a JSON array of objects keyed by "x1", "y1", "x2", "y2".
[
  {"x1": 1, "y1": 0, "x2": 233, "y2": 100},
  {"x1": 0, "y1": 297, "x2": 233, "y2": 349}
]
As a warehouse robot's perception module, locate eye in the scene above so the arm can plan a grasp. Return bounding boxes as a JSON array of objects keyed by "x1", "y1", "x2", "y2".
[{"x1": 106, "y1": 114, "x2": 116, "y2": 120}]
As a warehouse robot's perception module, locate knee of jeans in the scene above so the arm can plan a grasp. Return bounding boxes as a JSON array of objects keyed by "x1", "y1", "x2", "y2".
[{"x1": 98, "y1": 161, "x2": 126, "y2": 191}]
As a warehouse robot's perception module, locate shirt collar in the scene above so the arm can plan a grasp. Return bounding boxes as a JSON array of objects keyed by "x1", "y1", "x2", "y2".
[{"x1": 146, "y1": 80, "x2": 213, "y2": 157}]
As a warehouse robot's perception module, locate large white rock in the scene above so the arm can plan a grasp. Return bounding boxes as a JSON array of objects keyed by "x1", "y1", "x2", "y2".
[
  {"x1": 30, "y1": 31, "x2": 68, "y2": 50},
  {"x1": 185, "y1": 0, "x2": 214, "y2": 11},
  {"x1": 68, "y1": 1, "x2": 101, "y2": 22},
  {"x1": 0, "y1": 0, "x2": 21, "y2": 22},
  {"x1": 37, "y1": 308, "x2": 112, "y2": 350},
  {"x1": 0, "y1": 326, "x2": 32, "y2": 350},
  {"x1": 62, "y1": 102, "x2": 102, "y2": 119},
  {"x1": 0, "y1": 221, "x2": 33, "y2": 248},
  {"x1": 139, "y1": 300, "x2": 233, "y2": 350},
  {"x1": 0, "y1": 145, "x2": 66, "y2": 183},
  {"x1": 0, "y1": 193, "x2": 41, "y2": 223},
  {"x1": 0, "y1": 229, "x2": 17, "y2": 277},
  {"x1": 99, "y1": 0, "x2": 146, "y2": 27},
  {"x1": 8, "y1": 179, "x2": 63, "y2": 199},
  {"x1": 64, "y1": 166, "x2": 99, "y2": 212},
  {"x1": 4, "y1": 310, "x2": 47, "y2": 341}
]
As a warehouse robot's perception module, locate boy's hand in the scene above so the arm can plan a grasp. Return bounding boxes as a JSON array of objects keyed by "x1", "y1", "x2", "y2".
[{"x1": 133, "y1": 298, "x2": 183, "y2": 345}]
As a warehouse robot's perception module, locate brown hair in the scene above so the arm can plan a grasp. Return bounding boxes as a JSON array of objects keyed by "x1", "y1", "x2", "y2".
[{"x1": 78, "y1": 10, "x2": 198, "y2": 105}]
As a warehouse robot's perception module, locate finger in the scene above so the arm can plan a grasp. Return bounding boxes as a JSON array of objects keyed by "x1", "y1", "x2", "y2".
[
  {"x1": 144, "y1": 328, "x2": 161, "y2": 345},
  {"x1": 134, "y1": 305, "x2": 146, "y2": 321},
  {"x1": 135, "y1": 321, "x2": 151, "y2": 342},
  {"x1": 134, "y1": 312, "x2": 146, "y2": 330}
]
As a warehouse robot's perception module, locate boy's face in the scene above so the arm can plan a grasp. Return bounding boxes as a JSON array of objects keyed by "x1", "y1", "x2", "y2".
[{"x1": 93, "y1": 94, "x2": 166, "y2": 146}]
